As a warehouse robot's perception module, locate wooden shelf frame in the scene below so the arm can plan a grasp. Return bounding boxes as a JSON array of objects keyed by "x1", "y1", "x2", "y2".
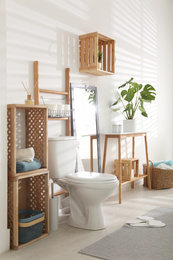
[
  {"x1": 101, "y1": 132, "x2": 151, "y2": 204},
  {"x1": 79, "y1": 32, "x2": 115, "y2": 76},
  {"x1": 8, "y1": 171, "x2": 49, "y2": 250},
  {"x1": 34, "y1": 61, "x2": 71, "y2": 136},
  {"x1": 7, "y1": 105, "x2": 49, "y2": 249},
  {"x1": 7, "y1": 104, "x2": 48, "y2": 178}
]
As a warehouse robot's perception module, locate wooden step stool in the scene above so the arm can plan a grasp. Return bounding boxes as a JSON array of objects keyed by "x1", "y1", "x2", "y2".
[{"x1": 114, "y1": 158, "x2": 139, "y2": 181}]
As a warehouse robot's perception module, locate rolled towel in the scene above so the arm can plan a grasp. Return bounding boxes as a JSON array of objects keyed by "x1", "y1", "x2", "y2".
[
  {"x1": 16, "y1": 147, "x2": 35, "y2": 162},
  {"x1": 150, "y1": 160, "x2": 173, "y2": 168},
  {"x1": 16, "y1": 158, "x2": 41, "y2": 173},
  {"x1": 156, "y1": 163, "x2": 173, "y2": 170}
]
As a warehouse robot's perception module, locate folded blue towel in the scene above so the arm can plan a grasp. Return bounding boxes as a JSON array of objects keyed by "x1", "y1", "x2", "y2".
[
  {"x1": 16, "y1": 158, "x2": 42, "y2": 173},
  {"x1": 150, "y1": 160, "x2": 173, "y2": 168}
]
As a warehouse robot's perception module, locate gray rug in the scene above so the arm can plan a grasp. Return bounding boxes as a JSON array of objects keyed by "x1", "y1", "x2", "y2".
[{"x1": 79, "y1": 207, "x2": 173, "y2": 260}]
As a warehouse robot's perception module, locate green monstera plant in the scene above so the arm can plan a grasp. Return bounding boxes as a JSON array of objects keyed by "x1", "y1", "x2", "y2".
[{"x1": 111, "y1": 78, "x2": 156, "y2": 119}]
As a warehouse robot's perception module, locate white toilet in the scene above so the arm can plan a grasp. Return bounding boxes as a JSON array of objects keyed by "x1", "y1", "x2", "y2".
[{"x1": 48, "y1": 136, "x2": 119, "y2": 230}]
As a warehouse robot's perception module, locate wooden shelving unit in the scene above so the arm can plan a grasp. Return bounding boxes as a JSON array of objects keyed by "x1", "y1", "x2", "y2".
[
  {"x1": 7, "y1": 104, "x2": 49, "y2": 249},
  {"x1": 34, "y1": 61, "x2": 71, "y2": 136},
  {"x1": 102, "y1": 132, "x2": 151, "y2": 204},
  {"x1": 79, "y1": 32, "x2": 115, "y2": 76}
]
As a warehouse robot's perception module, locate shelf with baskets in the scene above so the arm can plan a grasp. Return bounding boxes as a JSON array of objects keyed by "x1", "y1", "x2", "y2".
[
  {"x1": 7, "y1": 104, "x2": 49, "y2": 249},
  {"x1": 79, "y1": 32, "x2": 115, "y2": 76},
  {"x1": 8, "y1": 171, "x2": 49, "y2": 250},
  {"x1": 102, "y1": 132, "x2": 151, "y2": 204}
]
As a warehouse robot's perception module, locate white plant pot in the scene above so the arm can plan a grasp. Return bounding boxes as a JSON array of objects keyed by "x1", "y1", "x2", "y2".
[
  {"x1": 98, "y1": 62, "x2": 102, "y2": 70},
  {"x1": 123, "y1": 119, "x2": 136, "y2": 133}
]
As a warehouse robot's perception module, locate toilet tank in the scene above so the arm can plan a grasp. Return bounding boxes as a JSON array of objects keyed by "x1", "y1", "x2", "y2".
[{"x1": 48, "y1": 136, "x2": 77, "y2": 179}]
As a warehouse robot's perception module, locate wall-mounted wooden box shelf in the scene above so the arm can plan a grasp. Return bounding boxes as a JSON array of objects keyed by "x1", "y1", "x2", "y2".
[{"x1": 79, "y1": 32, "x2": 115, "y2": 76}]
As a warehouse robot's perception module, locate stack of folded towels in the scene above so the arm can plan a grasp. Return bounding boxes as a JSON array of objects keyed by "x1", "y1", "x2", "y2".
[{"x1": 16, "y1": 147, "x2": 42, "y2": 173}]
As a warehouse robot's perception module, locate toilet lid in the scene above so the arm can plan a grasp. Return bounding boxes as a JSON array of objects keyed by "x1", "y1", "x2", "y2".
[{"x1": 65, "y1": 171, "x2": 117, "y2": 183}]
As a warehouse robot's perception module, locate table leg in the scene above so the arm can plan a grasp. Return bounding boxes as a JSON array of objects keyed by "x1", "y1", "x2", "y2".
[
  {"x1": 144, "y1": 134, "x2": 151, "y2": 190},
  {"x1": 131, "y1": 136, "x2": 135, "y2": 189},
  {"x1": 102, "y1": 135, "x2": 108, "y2": 173},
  {"x1": 118, "y1": 136, "x2": 122, "y2": 204},
  {"x1": 90, "y1": 136, "x2": 93, "y2": 172}
]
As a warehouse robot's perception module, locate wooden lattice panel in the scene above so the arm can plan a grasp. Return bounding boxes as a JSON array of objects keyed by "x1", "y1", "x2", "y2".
[
  {"x1": 25, "y1": 108, "x2": 47, "y2": 168},
  {"x1": 7, "y1": 105, "x2": 48, "y2": 177},
  {"x1": 28, "y1": 174, "x2": 48, "y2": 232}
]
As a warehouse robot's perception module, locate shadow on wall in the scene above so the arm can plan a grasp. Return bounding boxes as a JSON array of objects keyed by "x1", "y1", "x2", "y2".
[{"x1": 110, "y1": 0, "x2": 158, "y2": 139}]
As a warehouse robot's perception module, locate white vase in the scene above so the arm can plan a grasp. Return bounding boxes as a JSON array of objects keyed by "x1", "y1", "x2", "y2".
[
  {"x1": 123, "y1": 119, "x2": 136, "y2": 133},
  {"x1": 98, "y1": 62, "x2": 102, "y2": 70}
]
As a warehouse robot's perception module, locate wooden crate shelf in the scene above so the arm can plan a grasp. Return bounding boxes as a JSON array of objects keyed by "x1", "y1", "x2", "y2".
[
  {"x1": 114, "y1": 158, "x2": 139, "y2": 181},
  {"x1": 79, "y1": 32, "x2": 115, "y2": 76}
]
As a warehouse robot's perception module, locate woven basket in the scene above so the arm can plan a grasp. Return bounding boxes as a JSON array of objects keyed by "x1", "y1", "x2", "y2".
[{"x1": 143, "y1": 161, "x2": 173, "y2": 190}]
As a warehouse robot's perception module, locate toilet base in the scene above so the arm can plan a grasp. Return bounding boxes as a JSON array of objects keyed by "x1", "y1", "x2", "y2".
[{"x1": 69, "y1": 204, "x2": 106, "y2": 231}]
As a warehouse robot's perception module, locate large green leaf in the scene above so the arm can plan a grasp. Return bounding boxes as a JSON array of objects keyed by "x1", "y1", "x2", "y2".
[
  {"x1": 123, "y1": 103, "x2": 133, "y2": 112},
  {"x1": 141, "y1": 111, "x2": 148, "y2": 117},
  {"x1": 121, "y1": 90, "x2": 128, "y2": 98},
  {"x1": 139, "y1": 103, "x2": 148, "y2": 117},
  {"x1": 124, "y1": 88, "x2": 134, "y2": 102},
  {"x1": 140, "y1": 84, "x2": 156, "y2": 101},
  {"x1": 131, "y1": 82, "x2": 143, "y2": 93},
  {"x1": 139, "y1": 105, "x2": 146, "y2": 113},
  {"x1": 118, "y1": 78, "x2": 134, "y2": 89}
]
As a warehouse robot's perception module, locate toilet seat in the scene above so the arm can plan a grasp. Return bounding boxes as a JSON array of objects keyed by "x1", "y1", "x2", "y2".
[{"x1": 65, "y1": 171, "x2": 118, "y2": 184}]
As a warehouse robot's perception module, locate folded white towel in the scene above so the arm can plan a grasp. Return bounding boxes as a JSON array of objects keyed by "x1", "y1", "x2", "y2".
[
  {"x1": 16, "y1": 147, "x2": 35, "y2": 162},
  {"x1": 156, "y1": 163, "x2": 173, "y2": 170}
]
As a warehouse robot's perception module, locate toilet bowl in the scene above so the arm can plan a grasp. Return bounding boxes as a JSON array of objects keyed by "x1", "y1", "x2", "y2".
[{"x1": 48, "y1": 136, "x2": 119, "y2": 230}]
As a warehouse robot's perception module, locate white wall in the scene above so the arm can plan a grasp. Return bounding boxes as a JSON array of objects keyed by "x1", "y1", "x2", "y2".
[
  {"x1": 0, "y1": 0, "x2": 173, "y2": 254},
  {"x1": 0, "y1": 0, "x2": 10, "y2": 254}
]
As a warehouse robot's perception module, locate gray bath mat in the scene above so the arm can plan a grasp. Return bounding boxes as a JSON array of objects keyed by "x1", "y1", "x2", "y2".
[{"x1": 79, "y1": 207, "x2": 173, "y2": 260}]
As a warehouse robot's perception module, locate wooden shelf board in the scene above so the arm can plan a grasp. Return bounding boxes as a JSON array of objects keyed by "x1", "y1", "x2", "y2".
[
  {"x1": 79, "y1": 68, "x2": 114, "y2": 76},
  {"x1": 121, "y1": 174, "x2": 148, "y2": 185},
  {"x1": 39, "y1": 89, "x2": 68, "y2": 95},
  {"x1": 9, "y1": 168, "x2": 49, "y2": 180},
  {"x1": 53, "y1": 190, "x2": 69, "y2": 196},
  {"x1": 48, "y1": 117, "x2": 69, "y2": 121},
  {"x1": 7, "y1": 104, "x2": 47, "y2": 109},
  {"x1": 17, "y1": 233, "x2": 48, "y2": 250}
]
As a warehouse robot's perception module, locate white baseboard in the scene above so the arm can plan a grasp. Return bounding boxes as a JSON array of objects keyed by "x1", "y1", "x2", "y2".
[{"x1": 0, "y1": 228, "x2": 10, "y2": 255}]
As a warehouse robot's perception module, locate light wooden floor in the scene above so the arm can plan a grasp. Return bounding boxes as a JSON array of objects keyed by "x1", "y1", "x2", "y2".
[{"x1": 2, "y1": 184, "x2": 173, "y2": 260}]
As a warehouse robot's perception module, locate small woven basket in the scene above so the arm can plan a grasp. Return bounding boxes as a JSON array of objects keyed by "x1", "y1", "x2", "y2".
[{"x1": 143, "y1": 161, "x2": 173, "y2": 190}]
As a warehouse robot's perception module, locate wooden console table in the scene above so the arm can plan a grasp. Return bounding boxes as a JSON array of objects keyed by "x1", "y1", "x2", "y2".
[{"x1": 102, "y1": 132, "x2": 151, "y2": 204}]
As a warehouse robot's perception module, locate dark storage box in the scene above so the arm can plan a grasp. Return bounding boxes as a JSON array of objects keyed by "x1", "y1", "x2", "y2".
[{"x1": 18, "y1": 210, "x2": 44, "y2": 244}]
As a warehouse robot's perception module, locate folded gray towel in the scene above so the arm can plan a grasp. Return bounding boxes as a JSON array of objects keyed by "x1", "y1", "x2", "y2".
[{"x1": 16, "y1": 158, "x2": 42, "y2": 173}]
